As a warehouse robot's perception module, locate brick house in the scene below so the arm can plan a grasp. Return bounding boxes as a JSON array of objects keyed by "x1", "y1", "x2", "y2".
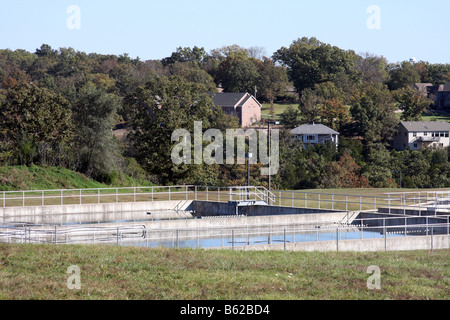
[
  {"x1": 393, "y1": 121, "x2": 450, "y2": 151},
  {"x1": 210, "y1": 92, "x2": 261, "y2": 127}
]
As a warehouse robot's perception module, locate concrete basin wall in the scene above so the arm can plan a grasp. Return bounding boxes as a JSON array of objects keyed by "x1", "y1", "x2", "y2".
[
  {"x1": 0, "y1": 200, "x2": 194, "y2": 225},
  {"x1": 217, "y1": 235, "x2": 450, "y2": 252},
  {"x1": 193, "y1": 201, "x2": 346, "y2": 217}
]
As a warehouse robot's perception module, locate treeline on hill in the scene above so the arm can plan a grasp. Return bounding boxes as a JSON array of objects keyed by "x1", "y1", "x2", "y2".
[{"x1": 0, "y1": 38, "x2": 450, "y2": 189}]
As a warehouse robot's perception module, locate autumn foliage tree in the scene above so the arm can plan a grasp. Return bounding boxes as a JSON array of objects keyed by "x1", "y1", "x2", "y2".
[{"x1": 320, "y1": 154, "x2": 370, "y2": 189}]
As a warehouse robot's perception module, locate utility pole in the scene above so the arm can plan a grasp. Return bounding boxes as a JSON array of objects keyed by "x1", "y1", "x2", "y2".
[{"x1": 267, "y1": 120, "x2": 279, "y2": 204}]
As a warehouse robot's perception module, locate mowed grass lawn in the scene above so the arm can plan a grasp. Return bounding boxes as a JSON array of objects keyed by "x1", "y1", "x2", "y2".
[
  {"x1": 0, "y1": 244, "x2": 448, "y2": 300},
  {"x1": 261, "y1": 103, "x2": 298, "y2": 120}
]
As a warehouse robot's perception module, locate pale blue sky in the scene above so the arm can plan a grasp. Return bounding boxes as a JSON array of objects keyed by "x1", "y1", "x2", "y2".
[{"x1": 0, "y1": 0, "x2": 448, "y2": 63}]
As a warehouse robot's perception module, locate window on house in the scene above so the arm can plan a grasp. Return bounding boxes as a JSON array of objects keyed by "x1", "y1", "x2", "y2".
[
  {"x1": 307, "y1": 135, "x2": 315, "y2": 141},
  {"x1": 424, "y1": 132, "x2": 428, "y2": 136},
  {"x1": 413, "y1": 132, "x2": 417, "y2": 137},
  {"x1": 441, "y1": 132, "x2": 445, "y2": 137},
  {"x1": 414, "y1": 143, "x2": 418, "y2": 148},
  {"x1": 446, "y1": 132, "x2": 449, "y2": 138}
]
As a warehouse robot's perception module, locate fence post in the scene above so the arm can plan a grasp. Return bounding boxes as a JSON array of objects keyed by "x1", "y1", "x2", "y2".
[
  {"x1": 3, "y1": 191, "x2": 5, "y2": 208},
  {"x1": 134, "y1": 187, "x2": 136, "y2": 203},
  {"x1": 80, "y1": 189, "x2": 82, "y2": 205},
  {"x1": 361, "y1": 219, "x2": 364, "y2": 239},
  {"x1": 431, "y1": 226, "x2": 433, "y2": 252},
  {"x1": 98, "y1": 189, "x2": 100, "y2": 204},
  {"x1": 42, "y1": 191, "x2": 44, "y2": 206},
  {"x1": 22, "y1": 191, "x2": 25, "y2": 207},
  {"x1": 384, "y1": 219, "x2": 387, "y2": 251},
  {"x1": 117, "y1": 227, "x2": 120, "y2": 245},
  {"x1": 54, "y1": 226, "x2": 57, "y2": 244},
  {"x1": 336, "y1": 227, "x2": 339, "y2": 252},
  {"x1": 268, "y1": 226, "x2": 272, "y2": 244},
  {"x1": 418, "y1": 192, "x2": 421, "y2": 216},
  {"x1": 197, "y1": 228, "x2": 200, "y2": 248},
  {"x1": 404, "y1": 217, "x2": 407, "y2": 237},
  {"x1": 447, "y1": 216, "x2": 449, "y2": 235},
  {"x1": 388, "y1": 194, "x2": 391, "y2": 214},
  {"x1": 284, "y1": 228, "x2": 286, "y2": 251},
  {"x1": 318, "y1": 194, "x2": 320, "y2": 209},
  {"x1": 232, "y1": 229, "x2": 235, "y2": 250},
  {"x1": 61, "y1": 190, "x2": 63, "y2": 205},
  {"x1": 403, "y1": 194, "x2": 406, "y2": 215},
  {"x1": 291, "y1": 191, "x2": 294, "y2": 207}
]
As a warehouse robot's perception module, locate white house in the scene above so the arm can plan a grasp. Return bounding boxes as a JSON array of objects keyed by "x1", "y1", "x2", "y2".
[
  {"x1": 290, "y1": 123, "x2": 339, "y2": 148},
  {"x1": 393, "y1": 121, "x2": 450, "y2": 151}
]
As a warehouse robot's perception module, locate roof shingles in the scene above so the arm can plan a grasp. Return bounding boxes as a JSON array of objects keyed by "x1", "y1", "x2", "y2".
[{"x1": 400, "y1": 121, "x2": 450, "y2": 132}]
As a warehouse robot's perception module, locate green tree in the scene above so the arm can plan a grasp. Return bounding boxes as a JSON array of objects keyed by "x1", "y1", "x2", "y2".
[
  {"x1": 124, "y1": 76, "x2": 221, "y2": 184},
  {"x1": 255, "y1": 57, "x2": 290, "y2": 105},
  {"x1": 350, "y1": 82, "x2": 398, "y2": 145},
  {"x1": 361, "y1": 143, "x2": 394, "y2": 188},
  {"x1": 273, "y1": 37, "x2": 360, "y2": 96},
  {"x1": 162, "y1": 46, "x2": 208, "y2": 67},
  {"x1": 0, "y1": 83, "x2": 73, "y2": 165},
  {"x1": 216, "y1": 54, "x2": 260, "y2": 93},
  {"x1": 387, "y1": 61, "x2": 421, "y2": 90},
  {"x1": 279, "y1": 106, "x2": 301, "y2": 129},
  {"x1": 71, "y1": 83, "x2": 122, "y2": 181},
  {"x1": 393, "y1": 86, "x2": 431, "y2": 121}
]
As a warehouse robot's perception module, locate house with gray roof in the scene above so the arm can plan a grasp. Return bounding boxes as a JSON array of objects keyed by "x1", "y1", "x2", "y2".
[
  {"x1": 210, "y1": 92, "x2": 261, "y2": 128},
  {"x1": 290, "y1": 123, "x2": 339, "y2": 148},
  {"x1": 436, "y1": 83, "x2": 450, "y2": 110},
  {"x1": 414, "y1": 82, "x2": 450, "y2": 110},
  {"x1": 393, "y1": 121, "x2": 450, "y2": 151}
]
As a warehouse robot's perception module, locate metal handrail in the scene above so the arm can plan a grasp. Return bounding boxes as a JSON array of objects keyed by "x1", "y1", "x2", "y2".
[{"x1": 1, "y1": 216, "x2": 448, "y2": 247}]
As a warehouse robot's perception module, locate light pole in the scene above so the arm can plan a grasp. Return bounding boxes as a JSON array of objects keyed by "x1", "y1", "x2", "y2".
[{"x1": 246, "y1": 152, "x2": 252, "y2": 200}]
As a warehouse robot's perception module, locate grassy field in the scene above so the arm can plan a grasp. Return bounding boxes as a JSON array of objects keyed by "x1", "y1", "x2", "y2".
[
  {"x1": 421, "y1": 110, "x2": 450, "y2": 123},
  {"x1": 261, "y1": 103, "x2": 298, "y2": 120},
  {"x1": 0, "y1": 244, "x2": 448, "y2": 300}
]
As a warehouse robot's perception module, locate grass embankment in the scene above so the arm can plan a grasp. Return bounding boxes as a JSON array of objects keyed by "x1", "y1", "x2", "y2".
[
  {"x1": 0, "y1": 244, "x2": 448, "y2": 300},
  {"x1": 0, "y1": 165, "x2": 152, "y2": 191}
]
